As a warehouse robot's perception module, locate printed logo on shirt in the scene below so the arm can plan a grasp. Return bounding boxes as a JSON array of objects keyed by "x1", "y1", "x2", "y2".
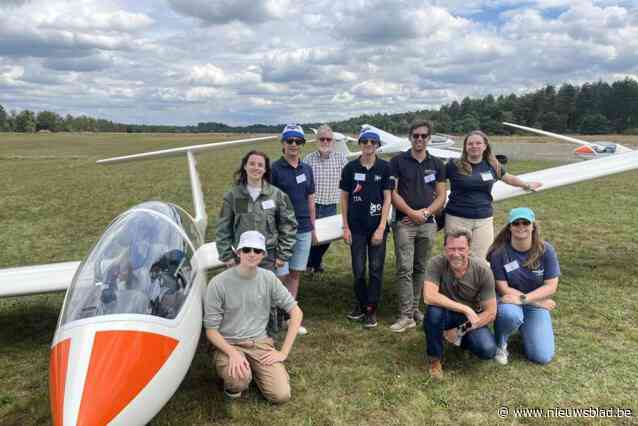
[
  {"x1": 374, "y1": 174, "x2": 382, "y2": 181},
  {"x1": 532, "y1": 268, "x2": 544, "y2": 279},
  {"x1": 504, "y1": 260, "x2": 520, "y2": 273},
  {"x1": 370, "y1": 203, "x2": 382, "y2": 216},
  {"x1": 424, "y1": 172, "x2": 436, "y2": 184},
  {"x1": 296, "y1": 173, "x2": 307, "y2": 184}
]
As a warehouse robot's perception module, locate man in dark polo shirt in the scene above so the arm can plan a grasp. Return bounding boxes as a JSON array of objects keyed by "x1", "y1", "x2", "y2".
[
  {"x1": 389, "y1": 119, "x2": 447, "y2": 333},
  {"x1": 271, "y1": 124, "x2": 316, "y2": 335},
  {"x1": 340, "y1": 128, "x2": 393, "y2": 328},
  {"x1": 423, "y1": 227, "x2": 497, "y2": 380}
]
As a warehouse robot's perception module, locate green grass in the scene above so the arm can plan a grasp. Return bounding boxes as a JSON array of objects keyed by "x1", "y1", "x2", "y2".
[{"x1": 1, "y1": 133, "x2": 637, "y2": 425}]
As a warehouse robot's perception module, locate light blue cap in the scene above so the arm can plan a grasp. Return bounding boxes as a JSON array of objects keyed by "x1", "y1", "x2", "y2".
[
  {"x1": 508, "y1": 207, "x2": 535, "y2": 224},
  {"x1": 281, "y1": 124, "x2": 305, "y2": 141}
]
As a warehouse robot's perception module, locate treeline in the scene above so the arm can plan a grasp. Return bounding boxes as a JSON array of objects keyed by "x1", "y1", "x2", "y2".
[{"x1": 2, "y1": 78, "x2": 638, "y2": 135}]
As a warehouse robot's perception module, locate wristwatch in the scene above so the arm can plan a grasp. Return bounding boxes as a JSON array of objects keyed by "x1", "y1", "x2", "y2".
[{"x1": 519, "y1": 294, "x2": 527, "y2": 304}]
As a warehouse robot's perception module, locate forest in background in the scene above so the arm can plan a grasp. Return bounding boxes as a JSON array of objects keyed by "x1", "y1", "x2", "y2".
[{"x1": 2, "y1": 78, "x2": 638, "y2": 136}]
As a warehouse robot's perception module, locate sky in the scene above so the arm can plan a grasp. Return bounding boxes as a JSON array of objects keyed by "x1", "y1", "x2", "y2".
[{"x1": 1, "y1": 0, "x2": 637, "y2": 126}]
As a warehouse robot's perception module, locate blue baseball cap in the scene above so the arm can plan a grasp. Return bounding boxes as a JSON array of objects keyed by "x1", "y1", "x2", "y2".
[
  {"x1": 508, "y1": 207, "x2": 535, "y2": 224},
  {"x1": 358, "y1": 129, "x2": 380, "y2": 144},
  {"x1": 281, "y1": 124, "x2": 305, "y2": 141}
]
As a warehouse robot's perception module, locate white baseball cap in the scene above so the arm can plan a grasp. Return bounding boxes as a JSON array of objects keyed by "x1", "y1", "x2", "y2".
[{"x1": 236, "y1": 230, "x2": 267, "y2": 253}]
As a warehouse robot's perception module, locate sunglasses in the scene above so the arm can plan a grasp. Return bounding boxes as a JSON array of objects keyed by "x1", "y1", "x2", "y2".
[
  {"x1": 412, "y1": 133, "x2": 430, "y2": 140},
  {"x1": 240, "y1": 247, "x2": 265, "y2": 255},
  {"x1": 318, "y1": 137, "x2": 333, "y2": 142},
  {"x1": 284, "y1": 138, "x2": 305, "y2": 145},
  {"x1": 359, "y1": 139, "x2": 378, "y2": 145},
  {"x1": 511, "y1": 220, "x2": 531, "y2": 227}
]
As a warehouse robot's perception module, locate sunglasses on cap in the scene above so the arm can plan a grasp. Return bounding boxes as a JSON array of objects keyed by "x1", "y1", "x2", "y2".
[
  {"x1": 359, "y1": 139, "x2": 378, "y2": 145},
  {"x1": 284, "y1": 138, "x2": 305, "y2": 145},
  {"x1": 511, "y1": 220, "x2": 531, "y2": 227},
  {"x1": 240, "y1": 247, "x2": 265, "y2": 255},
  {"x1": 412, "y1": 133, "x2": 430, "y2": 140}
]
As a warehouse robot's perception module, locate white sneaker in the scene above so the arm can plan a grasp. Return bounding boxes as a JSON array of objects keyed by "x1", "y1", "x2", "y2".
[
  {"x1": 389, "y1": 316, "x2": 417, "y2": 333},
  {"x1": 494, "y1": 344, "x2": 509, "y2": 365},
  {"x1": 286, "y1": 320, "x2": 308, "y2": 336}
]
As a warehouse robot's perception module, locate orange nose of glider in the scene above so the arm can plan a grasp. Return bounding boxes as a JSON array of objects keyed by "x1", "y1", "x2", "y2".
[
  {"x1": 50, "y1": 330, "x2": 178, "y2": 426},
  {"x1": 574, "y1": 145, "x2": 595, "y2": 156}
]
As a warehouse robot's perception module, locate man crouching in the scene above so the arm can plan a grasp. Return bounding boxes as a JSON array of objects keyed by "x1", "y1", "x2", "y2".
[
  {"x1": 204, "y1": 230, "x2": 303, "y2": 403},
  {"x1": 423, "y1": 227, "x2": 497, "y2": 380}
]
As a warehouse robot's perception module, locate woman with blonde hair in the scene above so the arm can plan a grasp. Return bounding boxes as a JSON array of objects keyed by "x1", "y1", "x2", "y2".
[
  {"x1": 444, "y1": 130, "x2": 542, "y2": 259},
  {"x1": 487, "y1": 207, "x2": 559, "y2": 365}
]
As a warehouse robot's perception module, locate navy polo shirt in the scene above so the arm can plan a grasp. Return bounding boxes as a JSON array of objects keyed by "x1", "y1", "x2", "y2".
[
  {"x1": 389, "y1": 150, "x2": 446, "y2": 222},
  {"x1": 490, "y1": 242, "x2": 560, "y2": 294},
  {"x1": 446, "y1": 159, "x2": 507, "y2": 219},
  {"x1": 271, "y1": 157, "x2": 315, "y2": 233},
  {"x1": 340, "y1": 157, "x2": 394, "y2": 234}
]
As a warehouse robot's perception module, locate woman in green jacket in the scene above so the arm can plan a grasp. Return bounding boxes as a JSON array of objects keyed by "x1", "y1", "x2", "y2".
[{"x1": 216, "y1": 150, "x2": 298, "y2": 271}]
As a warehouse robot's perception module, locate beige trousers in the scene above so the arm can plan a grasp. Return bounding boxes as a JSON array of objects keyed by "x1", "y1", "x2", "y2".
[
  {"x1": 444, "y1": 214, "x2": 494, "y2": 260},
  {"x1": 214, "y1": 337, "x2": 291, "y2": 404}
]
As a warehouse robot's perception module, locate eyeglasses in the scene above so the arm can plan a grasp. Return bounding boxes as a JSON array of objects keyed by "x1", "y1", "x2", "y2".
[
  {"x1": 511, "y1": 220, "x2": 531, "y2": 227},
  {"x1": 318, "y1": 137, "x2": 333, "y2": 142},
  {"x1": 240, "y1": 247, "x2": 265, "y2": 255},
  {"x1": 412, "y1": 133, "x2": 430, "y2": 140},
  {"x1": 284, "y1": 138, "x2": 305, "y2": 145},
  {"x1": 359, "y1": 139, "x2": 378, "y2": 145}
]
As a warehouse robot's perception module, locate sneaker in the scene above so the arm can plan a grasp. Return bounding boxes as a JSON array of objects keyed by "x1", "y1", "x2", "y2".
[
  {"x1": 347, "y1": 305, "x2": 365, "y2": 321},
  {"x1": 363, "y1": 311, "x2": 378, "y2": 328},
  {"x1": 223, "y1": 389, "x2": 241, "y2": 418},
  {"x1": 223, "y1": 389, "x2": 242, "y2": 400},
  {"x1": 494, "y1": 344, "x2": 509, "y2": 365},
  {"x1": 413, "y1": 309, "x2": 424, "y2": 323},
  {"x1": 429, "y1": 359, "x2": 444, "y2": 381},
  {"x1": 285, "y1": 320, "x2": 308, "y2": 336},
  {"x1": 389, "y1": 316, "x2": 417, "y2": 333}
]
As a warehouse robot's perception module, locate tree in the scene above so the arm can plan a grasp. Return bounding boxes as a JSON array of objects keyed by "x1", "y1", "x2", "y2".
[
  {"x1": 36, "y1": 110, "x2": 61, "y2": 132},
  {"x1": 579, "y1": 113, "x2": 610, "y2": 134},
  {"x1": 0, "y1": 104, "x2": 7, "y2": 131},
  {"x1": 15, "y1": 110, "x2": 36, "y2": 132}
]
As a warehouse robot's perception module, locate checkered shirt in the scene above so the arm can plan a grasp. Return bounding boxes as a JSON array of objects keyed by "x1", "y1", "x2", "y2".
[{"x1": 303, "y1": 151, "x2": 347, "y2": 205}]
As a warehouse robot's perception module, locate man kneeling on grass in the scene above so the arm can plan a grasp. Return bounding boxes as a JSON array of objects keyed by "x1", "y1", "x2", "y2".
[
  {"x1": 423, "y1": 227, "x2": 497, "y2": 380},
  {"x1": 204, "y1": 230, "x2": 303, "y2": 403}
]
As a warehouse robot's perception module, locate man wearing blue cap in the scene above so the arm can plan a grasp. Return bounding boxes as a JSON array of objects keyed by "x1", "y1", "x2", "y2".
[
  {"x1": 340, "y1": 128, "x2": 393, "y2": 327},
  {"x1": 271, "y1": 124, "x2": 316, "y2": 335},
  {"x1": 389, "y1": 119, "x2": 447, "y2": 332}
]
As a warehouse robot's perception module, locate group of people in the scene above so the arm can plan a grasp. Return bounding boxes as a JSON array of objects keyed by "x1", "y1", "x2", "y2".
[{"x1": 204, "y1": 120, "x2": 560, "y2": 403}]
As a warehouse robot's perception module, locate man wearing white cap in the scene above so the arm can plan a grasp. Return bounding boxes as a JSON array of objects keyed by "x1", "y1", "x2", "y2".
[{"x1": 204, "y1": 231, "x2": 303, "y2": 403}]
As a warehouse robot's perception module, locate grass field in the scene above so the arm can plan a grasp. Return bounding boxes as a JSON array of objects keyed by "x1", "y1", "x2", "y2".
[{"x1": 1, "y1": 132, "x2": 637, "y2": 425}]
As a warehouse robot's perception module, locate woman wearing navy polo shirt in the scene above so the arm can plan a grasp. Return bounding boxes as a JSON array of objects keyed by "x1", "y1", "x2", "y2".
[
  {"x1": 445, "y1": 130, "x2": 542, "y2": 259},
  {"x1": 487, "y1": 207, "x2": 560, "y2": 365}
]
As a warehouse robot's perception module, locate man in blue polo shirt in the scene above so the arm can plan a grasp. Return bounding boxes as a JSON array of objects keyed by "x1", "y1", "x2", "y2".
[
  {"x1": 389, "y1": 119, "x2": 447, "y2": 333},
  {"x1": 341, "y1": 128, "x2": 393, "y2": 328},
  {"x1": 271, "y1": 124, "x2": 316, "y2": 336}
]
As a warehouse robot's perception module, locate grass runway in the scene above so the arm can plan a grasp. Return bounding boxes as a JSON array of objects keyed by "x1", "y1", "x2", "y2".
[{"x1": 1, "y1": 132, "x2": 637, "y2": 425}]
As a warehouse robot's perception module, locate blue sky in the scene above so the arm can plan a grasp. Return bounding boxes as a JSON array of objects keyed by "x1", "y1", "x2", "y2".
[{"x1": 1, "y1": 0, "x2": 637, "y2": 126}]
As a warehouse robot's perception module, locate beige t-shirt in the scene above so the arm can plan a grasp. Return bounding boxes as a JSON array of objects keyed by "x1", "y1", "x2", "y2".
[{"x1": 425, "y1": 255, "x2": 495, "y2": 311}]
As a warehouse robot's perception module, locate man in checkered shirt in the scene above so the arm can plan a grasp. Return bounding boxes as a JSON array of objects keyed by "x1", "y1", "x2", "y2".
[{"x1": 303, "y1": 124, "x2": 348, "y2": 273}]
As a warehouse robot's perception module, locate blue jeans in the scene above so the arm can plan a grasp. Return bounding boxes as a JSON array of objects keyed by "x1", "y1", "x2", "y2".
[
  {"x1": 307, "y1": 204, "x2": 337, "y2": 268},
  {"x1": 495, "y1": 303, "x2": 555, "y2": 364},
  {"x1": 350, "y1": 230, "x2": 387, "y2": 308},
  {"x1": 424, "y1": 305, "x2": 497, "y2": 360}
]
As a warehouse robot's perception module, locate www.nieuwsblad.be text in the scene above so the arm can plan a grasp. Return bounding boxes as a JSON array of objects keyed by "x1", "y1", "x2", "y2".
[{"x1": 498, "y1": 406, "x2": 633, "y2": 419}]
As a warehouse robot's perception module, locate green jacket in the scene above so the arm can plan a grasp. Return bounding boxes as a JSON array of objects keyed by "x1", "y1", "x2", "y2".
[{"x1": 216, "y1": 182, "x2": 297, "y2": 262}]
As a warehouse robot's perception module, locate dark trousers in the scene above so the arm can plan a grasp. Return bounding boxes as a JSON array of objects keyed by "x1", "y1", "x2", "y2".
[
  {"x1": 424, "y1": 305, "x2": 496, "y2": 360},
  {"x1": 351, "y1": 230, "x2": 387, "y2": 308},
  {"x1": 307, "y1": 203, "x2": 338, "y2": 268}
]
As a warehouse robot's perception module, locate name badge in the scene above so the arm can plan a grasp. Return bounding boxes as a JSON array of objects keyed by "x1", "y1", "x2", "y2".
[
  {"x1": 504, "y1": 260, "x2": 520, "y2": 273},
  {"x1": 480, "y1": 172, "x2": 493, "y2": 181},
  {"x1": 424, "y1": 173, "x2": 435, "y2": 183},
  {"x1": 354, "y1": 173, "x2": 366, "y2": 181},
  {"x1": 296, "y1": 173, "x2": 307, "y2": 184},
  {"x1": 262, "y1": 199, "x2": 275, "y2": 210}
]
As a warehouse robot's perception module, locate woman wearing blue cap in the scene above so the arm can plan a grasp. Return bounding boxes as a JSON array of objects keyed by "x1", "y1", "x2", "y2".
[{"x1": 486, "y1": 207, "x2": 560, "y2": 365}]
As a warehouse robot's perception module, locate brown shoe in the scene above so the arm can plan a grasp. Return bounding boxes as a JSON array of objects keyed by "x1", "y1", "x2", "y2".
[{"x1": 429, "y1": 359, "x2": 443, "y2": 381}]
